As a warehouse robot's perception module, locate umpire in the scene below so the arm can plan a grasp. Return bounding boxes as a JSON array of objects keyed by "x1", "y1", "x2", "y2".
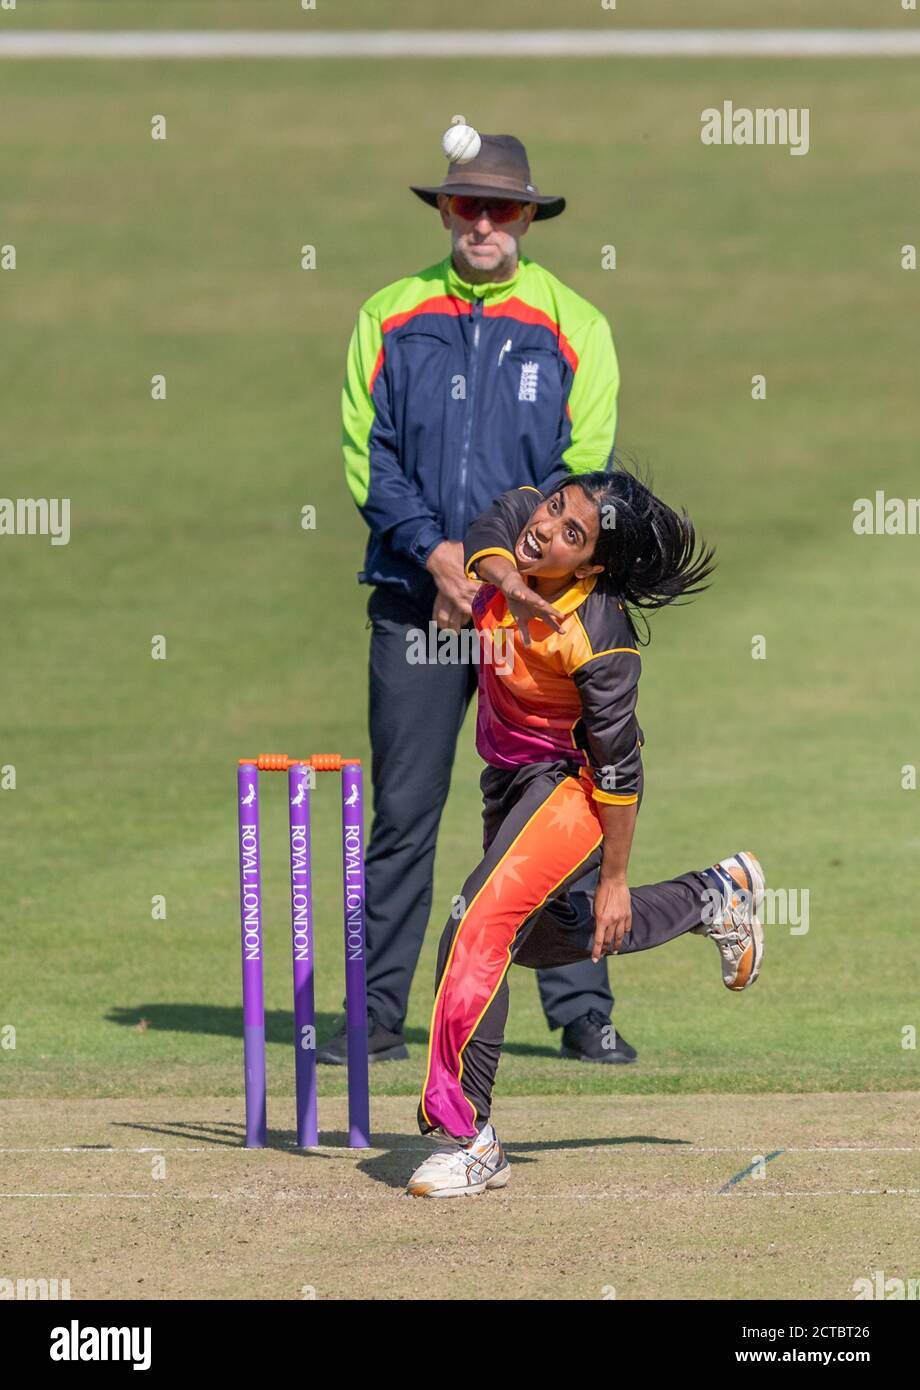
[{"x1": 322, "y1": 131, "x2": 638, "y2": 1066}]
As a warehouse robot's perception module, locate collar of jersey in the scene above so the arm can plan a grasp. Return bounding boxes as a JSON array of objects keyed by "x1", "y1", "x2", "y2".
[
  {"x1": 494, "y1": 573, "x2": 599, "y2": 627},
  {"x1": 445, "y1": 253, "x2": 528, "y2": 303}
]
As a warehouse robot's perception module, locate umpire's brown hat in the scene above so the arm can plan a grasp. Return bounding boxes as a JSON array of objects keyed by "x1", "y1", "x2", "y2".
[{"x1": 410, "y1": 133, "x2": 566, "y2": 221}]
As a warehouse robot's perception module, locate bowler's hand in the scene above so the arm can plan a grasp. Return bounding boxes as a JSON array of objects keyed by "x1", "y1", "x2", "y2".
[
  {"x1": 499, "y1": 573, "x2": 565, "y2": 646},
  {"x1": 426, "y1": 541, "x2": 479, "y2": 630},
  {"x1": 592, "y1": 877, "x2": 632, "y2": 961}
]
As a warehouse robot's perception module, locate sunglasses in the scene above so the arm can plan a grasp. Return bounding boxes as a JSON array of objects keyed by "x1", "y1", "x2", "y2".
[{"x1": 448, "y1": 195, "x2": 528, "y2": 224}]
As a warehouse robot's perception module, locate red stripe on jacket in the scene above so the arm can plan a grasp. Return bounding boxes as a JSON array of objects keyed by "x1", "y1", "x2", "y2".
[
  {"x1": 368, "y1": 294, "x2": 580, "y2": 394},
  {"x1": 369, "y1": 295, "x2": 471, "y2": 393}
]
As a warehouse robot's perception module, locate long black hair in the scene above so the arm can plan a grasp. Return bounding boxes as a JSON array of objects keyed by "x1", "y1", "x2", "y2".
[{"x1": 552, "y1": 464, "x2": 715, "y2": 642}]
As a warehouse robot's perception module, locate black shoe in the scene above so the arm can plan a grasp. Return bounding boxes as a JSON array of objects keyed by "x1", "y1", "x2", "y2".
[
  {"x1": 316, "y1": 1015, "x2": 409, "y2": 1066},
  {"x1": 559, "y1": 1009, "x2": 638, "y2": 1064}
]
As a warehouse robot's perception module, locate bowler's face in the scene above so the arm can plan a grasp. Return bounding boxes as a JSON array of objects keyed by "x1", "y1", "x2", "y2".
[
  {"x1": 514, "y1": 486, "x2": 602, "y2": 581},
  {"x1": 437, "y1": 194, "x2": 536, "y2": 276}
]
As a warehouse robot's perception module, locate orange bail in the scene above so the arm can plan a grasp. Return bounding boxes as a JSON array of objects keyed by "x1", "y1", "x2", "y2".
[{"x1": 238, "y1": 754, "x2": 362, "y2": 771}]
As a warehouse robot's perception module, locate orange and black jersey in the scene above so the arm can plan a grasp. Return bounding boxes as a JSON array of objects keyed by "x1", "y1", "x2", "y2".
[{"x1": 464, "y1": 486, "x2": 644, "y2": 806}]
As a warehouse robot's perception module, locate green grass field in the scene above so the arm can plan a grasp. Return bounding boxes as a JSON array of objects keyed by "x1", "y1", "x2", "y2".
[
  {"x1": 5, "y1": 0, "x2": 914, "y2": 32},
  {"x1": 2, "y1": 45, "x2": 918, "y2": 1133}
]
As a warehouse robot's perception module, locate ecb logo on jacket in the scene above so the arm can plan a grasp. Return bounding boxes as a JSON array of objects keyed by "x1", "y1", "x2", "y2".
[{"x1": 518, "y1": 361, "x2": 540, "y2": 403}]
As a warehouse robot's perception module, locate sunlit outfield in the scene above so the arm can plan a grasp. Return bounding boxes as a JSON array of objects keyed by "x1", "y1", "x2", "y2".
[
  {"x1": 5, "y1": 0, "x2": 913, "y2": 32},
  {"x1": 2, "y1": 49, "x2": 918, "y2": 1112}
]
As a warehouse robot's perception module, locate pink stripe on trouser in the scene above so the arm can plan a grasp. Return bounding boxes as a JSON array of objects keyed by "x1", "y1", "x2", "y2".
[{"x1": 421, "y1": 777, "x2": 603, "y2": 1138}]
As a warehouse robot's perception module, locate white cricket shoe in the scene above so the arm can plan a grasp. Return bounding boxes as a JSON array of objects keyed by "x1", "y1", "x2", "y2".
[
  {"x1": 407, "y1": 1122, "x2": 511, "y2": 1198},
  {"x1": 693, "y1": 850, "x2": 765, "y2": 991}
]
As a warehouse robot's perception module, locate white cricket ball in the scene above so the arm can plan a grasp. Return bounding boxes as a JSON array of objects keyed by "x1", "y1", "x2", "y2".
[{"x1": 441, "y1": 124, "x2": 481, "y2": 165}]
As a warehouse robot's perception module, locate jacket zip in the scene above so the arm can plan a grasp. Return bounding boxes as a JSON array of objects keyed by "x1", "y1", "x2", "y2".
[{"x1": 454, "y1": 295, "x2": 483, "y2": 536}]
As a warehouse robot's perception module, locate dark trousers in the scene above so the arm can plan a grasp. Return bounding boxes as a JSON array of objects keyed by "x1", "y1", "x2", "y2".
[
  {"x1": 419, "y1": 761, "x2": 709, "y2": 1139},
  {"x1": 363, "y1": 586, "x2": 614, "y2": 1034}
]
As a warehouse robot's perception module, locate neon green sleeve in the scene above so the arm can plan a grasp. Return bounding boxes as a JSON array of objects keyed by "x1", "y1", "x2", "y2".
[
  {"x1": 341, "y1": 307, "x2": 382, "y2": 509},
  {"x1": 561, "y1": 314, "x2": 620, "y2": 474}
]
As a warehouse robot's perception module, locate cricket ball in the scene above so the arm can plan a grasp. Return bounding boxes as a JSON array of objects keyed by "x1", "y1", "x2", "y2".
[{"x1": 442, "y1": 124, "x2": 481, "y2": 165}]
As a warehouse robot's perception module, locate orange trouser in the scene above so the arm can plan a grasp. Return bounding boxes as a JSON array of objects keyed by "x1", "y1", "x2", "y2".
[{"x1": 419, "y1": 761, "x2": 711, "y2": 1139}]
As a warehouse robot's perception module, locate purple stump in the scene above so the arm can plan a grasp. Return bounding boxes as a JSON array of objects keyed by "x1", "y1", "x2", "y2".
[
  {"x1": 289, "y1": 763, "x2": 318, "y2": 1148},
  {"x1": 238, "y1": 763, "x2": 267, "y2": 1148},
  {"x1": 341, "y1": 763, "x2": 370, "y2": 1148}
]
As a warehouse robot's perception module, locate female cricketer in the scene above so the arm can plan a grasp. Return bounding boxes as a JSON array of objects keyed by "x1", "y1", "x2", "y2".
[{"x1": 407, "y1": 469, "x2": 766, "y2": 1197}]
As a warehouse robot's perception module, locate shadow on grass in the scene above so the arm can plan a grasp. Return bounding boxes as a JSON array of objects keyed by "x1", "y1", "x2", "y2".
[
  {"x1": 107, "y1": 1004, "x2": 343, "y2": 1045},
  {"x1": 358, "y1": 1134, "x2": 693, "y2": 1188},
  {"x1": 106, "y1": 1006, "x2": 566, "y2": 1060},
  {"x1": 110, "y1": 1118, "x2": 690, "y2": 1189}
]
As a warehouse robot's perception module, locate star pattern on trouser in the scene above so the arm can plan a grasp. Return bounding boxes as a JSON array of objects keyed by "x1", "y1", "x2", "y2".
[
  {"x1": 448, "y1": 964, "x2": 494, "y2": 1015},
  {"x1": 546, "y1": 790, "x2": 590, "y2": 838},
  {"x1": 486, "y1": 853, "x2": 529, "y2": 903}
]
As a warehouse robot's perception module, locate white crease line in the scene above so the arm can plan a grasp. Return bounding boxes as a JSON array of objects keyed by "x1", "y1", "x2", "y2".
[
  {"x1": 687, "y1": 1146, "x2": 920, "y2": 1154},
  {"x1": 2, "y1": 1144, "x2": 917, "y2": 1154},
  {"x1": 1, "y1": 1189, "x2": 918, "y2": 1201},
  {"x1": 0, "y1": 1144, "x2": 368, "y2": 1153},
  {"x1": 0, "y1": 1146, "x2": 211, "y2": 1153},
  {"x1": 1, "y1": 30, "x2": 920, "y2": 60}
]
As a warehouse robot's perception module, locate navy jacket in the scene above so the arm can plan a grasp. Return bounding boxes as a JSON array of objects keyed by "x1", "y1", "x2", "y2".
[{"x1": 342, "y1": 253, "x2": 620, "y2": 609}]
